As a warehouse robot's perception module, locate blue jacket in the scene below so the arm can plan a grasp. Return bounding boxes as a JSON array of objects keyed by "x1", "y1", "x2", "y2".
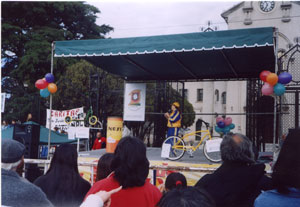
[
  {"x1": 1, "y1": 168, "x2": 53, "y2": 207},
  {"x1": 167, "y1": 109, "x2": 181, "y2": 128},
  {"x1": 255, "y1": 188, "x2": 300, "y2": 207}
]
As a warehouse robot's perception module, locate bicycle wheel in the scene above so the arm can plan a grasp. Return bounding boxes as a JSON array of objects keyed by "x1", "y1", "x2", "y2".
[
  {"x1": 203, "y1": 138, "x2": 222, "y2": 163},
  {"x1": 162, "y1": 136, "x2": 186, "y2": 161}
]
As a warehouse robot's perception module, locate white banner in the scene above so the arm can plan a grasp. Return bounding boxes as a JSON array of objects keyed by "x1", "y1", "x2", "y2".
[
  {"x1": 67, "y1": 127, "x2": 89, "y2": 139},
  {"x1": 123, "y1": 83, "x2": 146, "y2": 121},
  {"x1": 46, "y1": 107, "x2": 85, "y2": 132},
  {"x1": 75, "y1": 127, "x2": 90, "y2": 139},
  {"x1": 1, "y1": 93, "x2": 6, "y2": 113}
]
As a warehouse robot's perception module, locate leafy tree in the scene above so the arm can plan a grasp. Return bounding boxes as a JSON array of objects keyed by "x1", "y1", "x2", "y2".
[{"x1": 1, "y1": 2, "x2": 113, "y2": 122}]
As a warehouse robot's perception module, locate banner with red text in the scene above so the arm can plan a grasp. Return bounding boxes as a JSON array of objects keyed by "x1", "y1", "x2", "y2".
[{"x1": 46, "y1": 107, "x2": 84, "y2": 132}]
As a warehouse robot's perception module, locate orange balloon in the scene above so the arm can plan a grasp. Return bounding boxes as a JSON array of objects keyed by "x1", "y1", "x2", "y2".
[
  {"x1": 266, "y1": 73, "x2": 278, "y2": 86},
  {"x1": 48, "y1": 83, "x2": 57, "y2": 93}
]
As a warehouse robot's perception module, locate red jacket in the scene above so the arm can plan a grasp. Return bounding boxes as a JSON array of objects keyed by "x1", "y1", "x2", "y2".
[
  {"x1": 92, "y1": 137, "x2": 106, "y2": 150},
  {"x1": 85, "y1": 174, "x2": 162, "y2": 207}
]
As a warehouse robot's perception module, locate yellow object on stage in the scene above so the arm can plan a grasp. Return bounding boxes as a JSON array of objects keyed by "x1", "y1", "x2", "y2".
[{"x1": 106, "y1": 117, "x2": 123, "y2": 153}]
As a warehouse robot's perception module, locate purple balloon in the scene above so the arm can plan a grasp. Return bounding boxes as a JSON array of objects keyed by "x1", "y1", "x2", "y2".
[
  {"x1": 216, "y1": 117, "x2": 224, "y2": 123},
  {"x1": 278, "y1": 72, "x2": 292, "y2": 85},
  {"x1": 261, "y1": 83, "x2": 273, "y2": 96},
  {"x1": 224, "y1": 117, "x2": 232, "y2": 126},
  {"x1": 45, "y1": 73, "x2": 55, "y2": 83},
  {"x1": 217, "y1": 121, "x2": 225, "y2": 128}
]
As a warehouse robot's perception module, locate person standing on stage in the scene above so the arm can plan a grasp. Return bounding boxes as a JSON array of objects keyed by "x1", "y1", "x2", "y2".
[{"x1": 164, "y1": 102, "x2": 182, "y2": 138}]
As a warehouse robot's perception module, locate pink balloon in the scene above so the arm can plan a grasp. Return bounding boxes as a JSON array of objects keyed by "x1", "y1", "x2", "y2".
[
  {"x1": 224, "y1": 117, "x2": 232, "y2": 126},
  {"x1": 261, "y1": 83, "x2": 274, "y2": 96},
  {"x1": 216, "y1": 117, "x2": 224, "y2": 123}
]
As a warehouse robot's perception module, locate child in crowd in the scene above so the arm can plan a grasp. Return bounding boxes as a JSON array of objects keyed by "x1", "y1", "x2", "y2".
[{"x1": 164, "y1": 172, "x2": 187, "y2": 192}]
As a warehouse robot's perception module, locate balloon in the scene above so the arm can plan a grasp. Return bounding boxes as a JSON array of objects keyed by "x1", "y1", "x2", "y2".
[
  {"x1": 278, "y1": 72, "x2": 292, "y2": 85},
  {"x1": 217, "y1": 121, "x2": 225, "y2": 128},
  {"x1": 261, "y1": 83, "x2": 273, "y2": 96},
  {"x1": 35, "y1": 79, "x2": 48, "y2": 89},
  {"x1": 48, "y1": 83, "x2": 57, "y2": 93},
  {"x1": 274, "y1": 83, "x2": 286, "y2": 96},
  {"x1": 224, "y1": 117, "x2": 232, "y2": 126},
  {"x1": 259, "y1": 70, "x2": 271, "y2": 82},
  {"x1": 40, "y1": 88, "x2": 50, "y2": 98},
  {"x1": 223, "y1": 126, "x2": 231, "y2": 134},
  {"x1": 216, "y1": 117, "x2": 224, "y2": 123},
  {"x1": 266, "y1": 73, "x2": 278, "y2": 86},
  {"x1": 45, "y1": 73, "x2": 55, "y2": 83},
  {"x1": 229, "y1": 123, "x2": 235, "y2": 129},
  {"x1": 215, "y1": 126, "x2": 222, "y2": 133}
]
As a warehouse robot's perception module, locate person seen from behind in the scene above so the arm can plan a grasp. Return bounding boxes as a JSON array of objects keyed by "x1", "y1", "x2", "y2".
[
  {"x1": 96, "y1": 153, "x2": 114, "y2": 182},
  {"x1": 84, "y1": 136, "x2": 162, "y2": 207},
  {"x1": 195, "y1": 133, "x2": 270, "y2": 207},
  {"x1": 157, "y1": 186, "x2": 215, "y2": 207},
  {"x1": 1, "y1": 139, "x2": 53, "y2": 207},
  {"x1": 34, "y1": 143, "x2": 91, "y2": 207},
  {"x1": 164, "y1": 172, "x2": 187, "y2": 192},
  {"x1": 254, "y1": 129, "x2": 300, "y2": 207}
]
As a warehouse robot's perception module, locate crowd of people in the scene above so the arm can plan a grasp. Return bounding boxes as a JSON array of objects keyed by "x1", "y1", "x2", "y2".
[{"x1": 1, "y1": 131, "x2": 300, "y2": 207}]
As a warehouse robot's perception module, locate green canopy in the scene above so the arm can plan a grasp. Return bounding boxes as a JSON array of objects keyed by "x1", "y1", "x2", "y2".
[
  {"x1": 1, "y1": 122, "x2": 76, "y2": 144},
  {"x1": 55, "y1": 27, "x2": 275, "y2": 81},
  {"x1": 1, "y1": 126, "x2": 13, "y2": 140}
]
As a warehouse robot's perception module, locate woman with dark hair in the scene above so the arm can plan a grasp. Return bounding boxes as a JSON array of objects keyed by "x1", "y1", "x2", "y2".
[
  {"x1": 84, "y1": 136, "x2": 162, "y2": 207},
  {"x1": 34, "y1": 144, "x2": 91, "y2": 207},
  {"x1": 158, "y1": 187, "x2": 215, "y2": 207},
  {"x1": 164, "y1": 172, "x2": 187, "y2": 192},
  {"x1": 96, "y1": 153, "x2": 114, "y2": 182},
  {"x1": 255, "y1": 129, "x2": 300, "y2": 207}
]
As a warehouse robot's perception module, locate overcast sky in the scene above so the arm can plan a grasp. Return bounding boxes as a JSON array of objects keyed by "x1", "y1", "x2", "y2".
[{"x1": 88, "y1": 1, "x2": 239, "y2": 39}]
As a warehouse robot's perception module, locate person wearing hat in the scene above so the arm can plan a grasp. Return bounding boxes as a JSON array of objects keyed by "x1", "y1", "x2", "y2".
[
  {"x1": 164, "y1": 102, "x2": 182, "y2": 138},
  {"x1": 1, "y1": 139, "x2": 53, "y2": 207}
]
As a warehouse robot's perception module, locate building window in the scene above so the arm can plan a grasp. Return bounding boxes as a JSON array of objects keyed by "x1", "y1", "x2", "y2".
[
  {"x1": 179, "y1": 89, "x2": 188, "y2": 99},
  {"x1": 197, "y1": 89, "x2": 203, "y2": 102},
  {"x1": 215, "y1": 89, "x2": 219, "y2": 102},
  {"x1": 222, "y1": 92, "x2": 226, "y2": 104}
]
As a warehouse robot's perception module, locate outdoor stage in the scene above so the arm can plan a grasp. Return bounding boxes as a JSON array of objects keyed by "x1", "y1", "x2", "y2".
[{"x1": 78, "y1": 148, "x2": 272, "y2": 189}]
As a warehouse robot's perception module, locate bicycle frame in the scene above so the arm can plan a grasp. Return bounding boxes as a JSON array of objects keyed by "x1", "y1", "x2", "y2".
[{"x1": 173, "y1": 130, "x2": 212, "y2": 151}]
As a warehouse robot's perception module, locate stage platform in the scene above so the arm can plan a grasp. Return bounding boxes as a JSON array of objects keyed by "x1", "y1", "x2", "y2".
[{"x1": 78, "y1": 147, "x2": 272, "y2": 188}]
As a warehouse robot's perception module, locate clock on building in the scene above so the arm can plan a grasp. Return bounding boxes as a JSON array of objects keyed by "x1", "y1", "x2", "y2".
[{"x1": 259, "y1": 1, "x2": 275, "y2": 12}]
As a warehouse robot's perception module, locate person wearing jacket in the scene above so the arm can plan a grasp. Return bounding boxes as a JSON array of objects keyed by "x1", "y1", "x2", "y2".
[
  {"x1": 254, "y1": 129, "x2": 300, "y2": 207},
  {"x1": 195, "y1": 133, "x2": 271, "y2": 207},
  {"x1": 84, "y1": 136, "x2": 162, "y2": 207},
  {"x1": 1, "y1": 139, "x2": 53, "y2": 207},
  {"x1": 164, "y1": 102, "x2": 182, "y2": 137}
]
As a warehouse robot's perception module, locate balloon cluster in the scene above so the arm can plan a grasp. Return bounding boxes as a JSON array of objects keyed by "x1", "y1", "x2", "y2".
[
  {"x1": 215, "y1": 116, "x2": 235, "y2": 135},
  {"x1": 260, "y1": 71, "x2": 292, "y2": 96},
  {"x1": 35, "y1": 73, "x2": 57, "y2": 98}
]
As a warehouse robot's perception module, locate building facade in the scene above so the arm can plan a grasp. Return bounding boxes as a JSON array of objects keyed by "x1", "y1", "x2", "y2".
[{"x1": 180, "y1": 1, "x2": 300, "y2": 139}]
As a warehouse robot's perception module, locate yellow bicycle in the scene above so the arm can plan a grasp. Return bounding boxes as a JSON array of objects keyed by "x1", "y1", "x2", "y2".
[{"x1": 162, "y1": 124, "x2": 222, "y2": 162}]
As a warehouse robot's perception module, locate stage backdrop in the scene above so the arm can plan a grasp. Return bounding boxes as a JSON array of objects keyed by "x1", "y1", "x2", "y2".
[{"x1": 123, "y1": 83, "x2": 146, "y2": 121}]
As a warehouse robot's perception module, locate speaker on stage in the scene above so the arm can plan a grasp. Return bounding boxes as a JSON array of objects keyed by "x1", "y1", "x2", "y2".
[{"x1": 13, "y1": 123, "x2": 41, "y2": 182}]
